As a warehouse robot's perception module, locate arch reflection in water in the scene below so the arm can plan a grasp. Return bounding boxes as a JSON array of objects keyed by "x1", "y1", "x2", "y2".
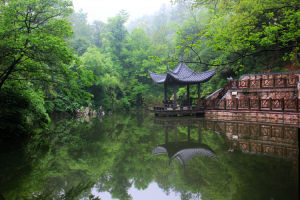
[{"x1": 151, "y1": 123, "x2": 217, "y2": 169}]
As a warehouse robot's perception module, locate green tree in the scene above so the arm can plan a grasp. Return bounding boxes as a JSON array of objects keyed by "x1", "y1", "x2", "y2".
[
  {"x1": 0, "y1": 0, "x2": 74, "y2": 90},
  {"x1": 80, "y1": 47, "x2": 118, "y2": 109},
  {"x1": 102, "y1": 74, "x2": 121, "y2": 112},
  {"x1": 0, "y1": 81, "x2": 50, "y2": 136},
  {"x1": 69, "y1": 9, "x2": 93, "y2": 40},
  {"x1": 92, "y1": 20, "x2": 106, "y2": 48},
  {"x1": 103, "y1": 10, "x2": 129, "y2": 62},
  {"x1": 71, "y1": 37, "x2": 91, "y2": 56},
  {"x1": 121, "y1": 28, "x2": 157, "y2": 107},
  {"x1": 177, "y1": 0, "x2": 300, "y2": 71}
]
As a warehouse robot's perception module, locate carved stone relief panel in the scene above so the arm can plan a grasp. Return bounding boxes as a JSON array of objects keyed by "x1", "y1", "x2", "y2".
[{"x1": 261, "y1": 125, "x2": 272, "y2": 137}]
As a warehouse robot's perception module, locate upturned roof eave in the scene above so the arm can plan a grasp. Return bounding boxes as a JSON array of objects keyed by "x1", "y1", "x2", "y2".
[
  {"x1": 149, "y1": 71, "x2": 167, "y2": 83},
  {"x1": 149, "y1": 63, "x2": 216, "y2": 84},
  {"x1": 165, "y1": 69, "x2": 216, "y2": 84}
]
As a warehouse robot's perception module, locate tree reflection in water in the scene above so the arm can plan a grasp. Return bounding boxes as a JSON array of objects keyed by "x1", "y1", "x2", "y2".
[{"x1": 0, "y1": 113, "x2": 298, "y2": 200}]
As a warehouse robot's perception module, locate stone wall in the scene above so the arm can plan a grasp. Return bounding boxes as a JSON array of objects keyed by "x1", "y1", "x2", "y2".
[
  {"x1": 298, "y1": 82, "x2": 300, "y2": 99},
  {"x1": 205, "y1": 110, "x2": 300, "y2": 127},
  {"x1": 223, "y1": 88, "x2": 297, "y2": 100},
  {"x1": 205, "y1": 72, "x2": 300, "y2": 124},
  {"x1": 220, "y1": 72, "x2": 300, "y2": 108}
]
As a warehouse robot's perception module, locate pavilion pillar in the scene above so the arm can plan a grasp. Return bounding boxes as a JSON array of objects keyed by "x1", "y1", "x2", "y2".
[
  {"x1": 165, "y1": 127, "x2": 168, "y2": 144},
  {"x1": 197, "y1": 83, "x2": 201, "y2": 100},
  {"x1": 188, "y1": 125, "x2": 191, "y2": 142},
  {"x1": 173, "y1": 85, "x2": 177, "y2": 107},
  {"x1": 187, "y1": 84, "x2": 190, "y2": 106},
  {"x1": 198, "y1": 123, "x2": 202, "y2": 143},
  {"x1": 174, "y1": 126, "x2": 178, "y2": 142},
  {"x1": 164, "y1": 83, "x2": 167, "y2": 101}
]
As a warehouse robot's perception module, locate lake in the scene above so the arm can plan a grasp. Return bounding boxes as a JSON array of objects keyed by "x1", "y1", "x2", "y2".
[{"x1": 0, "y1": 112, "x2": 298, "y2": 200}]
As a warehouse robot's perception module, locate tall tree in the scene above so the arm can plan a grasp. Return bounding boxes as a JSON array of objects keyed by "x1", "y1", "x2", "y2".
[
  {"x1": 103, "y1": 10, "x2": 129, "y2": 62},
  {"x1": 0, "y1": 0, "x2": 74, "y2": 91}
]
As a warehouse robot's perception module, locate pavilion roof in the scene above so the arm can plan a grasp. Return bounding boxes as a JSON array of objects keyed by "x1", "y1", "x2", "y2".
[{"x1": 149, "y1": 59, "x2": 216, "y2": 84}]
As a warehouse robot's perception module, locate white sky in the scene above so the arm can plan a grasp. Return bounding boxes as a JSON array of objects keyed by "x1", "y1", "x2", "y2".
[
  {"x1": 92, "y1": 182, "x2": 182, "y2": 200},
  {"x1": 72, "y1": 0, "x2": 172, "y2": 23}
]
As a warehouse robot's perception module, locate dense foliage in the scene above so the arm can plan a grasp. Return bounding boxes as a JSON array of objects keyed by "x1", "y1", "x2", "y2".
[
  {"x1": 174, "y1": 0, "x2": 299, "y2": 72},
  {"x1": 0, "y1": 0, "x2": 93, "y2": 136},
  {"x1": 0, "y1": 0, "x2": 299, "y2": 136}
]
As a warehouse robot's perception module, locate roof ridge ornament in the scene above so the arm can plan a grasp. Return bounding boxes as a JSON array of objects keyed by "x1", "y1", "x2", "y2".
[{"x1": 180, "y1": 56, "x2": 183, "y2": 63}]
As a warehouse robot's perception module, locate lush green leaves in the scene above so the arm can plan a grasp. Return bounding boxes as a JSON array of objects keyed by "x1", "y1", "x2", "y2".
[
  {"x1": 0, "y1": 81, "x2": 50, "y2": 136},
  {"x1": 0, "y1": 0, "x2": 97, "y2": 135}
]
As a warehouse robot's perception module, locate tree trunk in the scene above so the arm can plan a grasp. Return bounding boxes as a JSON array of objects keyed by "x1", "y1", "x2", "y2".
[
  {"x1": 111, "y1": 96, "x2": 114, "y2": 112},
  {"x1": 0, "y1": 56, "x2": 23, "y2": 91}
]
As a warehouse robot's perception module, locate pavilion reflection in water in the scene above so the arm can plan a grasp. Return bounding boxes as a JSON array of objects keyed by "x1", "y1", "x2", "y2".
[
  {"x1": 151, "y1": 121, "x2": 217, "y2": 169},
  {"x1": 153, "y1": 117, "x2": 299, "y2": 161}
]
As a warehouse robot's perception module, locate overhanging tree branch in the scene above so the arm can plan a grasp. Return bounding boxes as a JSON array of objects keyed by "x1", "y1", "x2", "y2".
[
  {"x1": 169, "y1": 45, "x2": 298, "y2": 67},
  {"x1": 0, "y1": 55, "x2": 24, "y2": 90}
]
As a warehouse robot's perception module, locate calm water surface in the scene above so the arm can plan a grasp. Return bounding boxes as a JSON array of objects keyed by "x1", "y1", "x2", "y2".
[{"x1": 0, "y1": 112, "x2": 298, "y2": 200}]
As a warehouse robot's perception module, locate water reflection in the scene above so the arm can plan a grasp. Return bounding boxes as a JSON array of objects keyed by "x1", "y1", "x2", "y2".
[
  {"x1": 152, "y1": 125, "x2": 216, "y2": 169},
  {"x1": 154, "y1": 117, "x2": 299, "y2": 161},
  {"x1": 153, "y1": 117, "x2": 299, "y2": 200},
  {"x1": 218, "y1": 121, "x2": 298, "y2": 160},
  {"x1": 0, "y1": 113, "x2": 298, "y2": 200}
]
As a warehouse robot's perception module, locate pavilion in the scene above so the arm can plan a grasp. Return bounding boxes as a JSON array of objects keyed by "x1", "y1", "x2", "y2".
[{"x1": 149, "y1": 57, "x2": 216, "y2": 116}]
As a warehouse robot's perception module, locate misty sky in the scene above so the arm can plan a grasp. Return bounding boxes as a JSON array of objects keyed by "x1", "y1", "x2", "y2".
[{"x1": 72, "y1": 0, "x2": 171, "y2": 23}]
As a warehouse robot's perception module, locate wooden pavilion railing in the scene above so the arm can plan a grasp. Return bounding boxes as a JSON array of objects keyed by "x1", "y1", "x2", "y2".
[
  {"x1": 153, "y1": 98, "x2": 207, "y2": 112},
  {"x1": 152, "y1": 105, "x2": 201, "y2": 112},
  {"x1": 206, "y1": 98, "x2": 300, "y2": 112}
]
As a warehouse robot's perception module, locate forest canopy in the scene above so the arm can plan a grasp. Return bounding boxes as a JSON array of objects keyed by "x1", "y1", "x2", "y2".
[
  {"x1": 173, "y1": 0, "x2": 299, "y2": 71},
  {"x1": 0, "y1": 0, "x2": 299, "y2": 136}
]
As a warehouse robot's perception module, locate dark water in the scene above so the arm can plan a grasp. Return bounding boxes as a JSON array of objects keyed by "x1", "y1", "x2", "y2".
[{"x1": 0, "y1": 112, "x2": 298, "y2": 200}]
